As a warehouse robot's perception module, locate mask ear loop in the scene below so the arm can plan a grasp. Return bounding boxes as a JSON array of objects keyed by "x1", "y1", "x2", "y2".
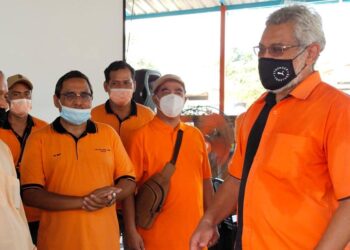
[
  {"x1": 292, "y1": 46, "x2": 308, "y2": 60},
  {"x1": 152, "y1": 93, "x2": 161, "y2": 112},
  {"x1": 292, "y1": 46, "x2": 309, "y2": 76}
]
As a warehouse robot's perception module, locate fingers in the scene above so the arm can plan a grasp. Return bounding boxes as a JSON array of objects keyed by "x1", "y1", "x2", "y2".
[
  {"x1": 82, "y1": 186, "x2": 123, "y2": 211},
  {"x1": 106, "y1": 192, "x2": 117, "y2": 207},
  {"x1": 139, "y1": 238, "x2": 145, "y2": 250},
  {"x1": 82, "y1": 195, "x2": 106, "y2": 211},
  {"x1": 190, "y1": 233, "x2": 203, "y2": 250},
  {"x1": 190, "y1": 220, "x2": 219, "y2": 250},
  {"x1": 125, "y1": 232, "x2": 145, "y2": 250}
]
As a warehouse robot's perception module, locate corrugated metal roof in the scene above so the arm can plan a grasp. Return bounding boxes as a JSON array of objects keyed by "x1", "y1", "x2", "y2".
[{"x1": 125, "y1": 0, "x2": 339, "y2": 19}]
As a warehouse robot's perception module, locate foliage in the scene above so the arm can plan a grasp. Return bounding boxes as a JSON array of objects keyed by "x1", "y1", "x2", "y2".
[{"x1": 225, "y1": 48, "x2": 265, "y2": 106}]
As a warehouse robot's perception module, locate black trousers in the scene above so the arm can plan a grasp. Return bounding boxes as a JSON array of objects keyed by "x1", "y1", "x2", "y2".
[{"x1": 28, "y1": 221, "x2": 39, "y2": 245}]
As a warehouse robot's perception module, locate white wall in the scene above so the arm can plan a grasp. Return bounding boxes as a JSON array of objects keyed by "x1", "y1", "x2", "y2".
[{"x1": 0, "y1": 0, "x2": 124, "y2": 122}]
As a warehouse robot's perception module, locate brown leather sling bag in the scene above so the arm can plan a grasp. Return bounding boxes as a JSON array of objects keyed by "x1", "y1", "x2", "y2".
[{"x1": 135, "y1": 129, "x2": 184, "y2": 229}]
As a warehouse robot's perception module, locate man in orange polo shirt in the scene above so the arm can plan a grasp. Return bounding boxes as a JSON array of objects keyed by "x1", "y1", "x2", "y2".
[
  {"x1": 191, "y1": 5, "x2": 350, "y2": 250},
  {"x1": 123, "y1": 74, "x2": 214, "y2": 250},
  {"x1": 91, "y1": 61, "x2": 154, "y2": 243},
  {"x1": 0, "y1": 73, "x2": 47, "y2": 244},
  {"x1": 0, "y1": 71, "x2": 35, "y2": 249},
  {"x1": 20, "y1": 70, "x2": 136, "y2": 250},
  {"x1": 91, "y1": 61, "x2": 154, "y2": 149}
]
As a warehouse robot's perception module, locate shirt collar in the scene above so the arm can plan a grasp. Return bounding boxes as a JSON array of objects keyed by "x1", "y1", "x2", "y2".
[
  {"x1": 105, "y1": 99, "x2": 138, "y2": 117},
  {"x1": 255, "y1": 71, "x2": 322, "y2": 104},
  {"x1": 150, "y1": 116, "x2": 186, "y2": 133},
  {"x1": 2, "y1": 111, "x2": 34, "y2": 130},
  {"x1": 289, "y1": 71, "x2": 321, "y2": 100},
  {"x1": 52, "y1": 117, "x2": 97, "y2": 134}
]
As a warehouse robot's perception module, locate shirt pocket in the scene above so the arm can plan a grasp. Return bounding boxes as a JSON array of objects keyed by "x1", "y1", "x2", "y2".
[{"x1": 260, "y1": 133, "x2": 314, "y2": 179}]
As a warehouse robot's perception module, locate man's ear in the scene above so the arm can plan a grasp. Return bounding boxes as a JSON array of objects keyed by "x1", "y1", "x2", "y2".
[
  {"x1": 103, "y1": 81, "x2": 109, "y2": 92},
  {"x1": 152, "y1": 94, "x2": 159, "y2": 106},
  {"x1": 132, "y1": 80, "x2": 136, "y2": 93},
  {"x1": 5, "y1": 92, "x2": 10, "y2": 103},
  {"x1": 53, "y1": 95, "x2": 60, "y2": 109},
  {"x1": 306, "y1": 43, "x2": 321, "y2": 66}
]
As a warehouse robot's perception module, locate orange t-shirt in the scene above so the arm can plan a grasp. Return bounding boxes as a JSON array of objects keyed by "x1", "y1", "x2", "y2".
[
  {"x1": 127, "y1": 116, "x2": 212, "y2": 250},
  {"x1": 91, "y1": 100, "x2": 154, "y2": 149},
  {"x1": 229, "y1": 72, "x2": 350, "y2": 249},
  {"x1": 0, "y1": 114, "x2": 48, "y2": 222},
  {"x1": 20, "y1": 118, "x2": 135, "y2": 250},
  {"x1": 0, "y1": 114, "x2": 48, "y2": 168}
]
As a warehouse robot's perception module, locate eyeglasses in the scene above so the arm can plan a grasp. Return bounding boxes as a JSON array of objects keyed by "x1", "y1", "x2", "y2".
[
  {"x1": 60, "y1": 92, "x2": 92, "y2": 102},
  {"x1": 253, "y1": 44, "x2": 300, "y2": 57}
]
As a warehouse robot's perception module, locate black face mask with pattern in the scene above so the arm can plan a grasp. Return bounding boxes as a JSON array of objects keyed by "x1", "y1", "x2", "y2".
[{"x1": 258, "y1": 49, "x2": 307, "y2": 91}]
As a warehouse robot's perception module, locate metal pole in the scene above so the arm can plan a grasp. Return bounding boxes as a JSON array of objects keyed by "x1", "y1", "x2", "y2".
[{"x1": 219, "y1": 4, "x2": 226, "y2": 113}]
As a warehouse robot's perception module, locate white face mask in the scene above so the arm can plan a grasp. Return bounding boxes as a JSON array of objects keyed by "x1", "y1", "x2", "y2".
[
  {"x1": 10, "y1": 99, "x2": 32, "y2": 117},
  {"x1": 109, "y1": 88, "x2": 133, "y2": 106},
  {"x1": 159, "y1": 94, "x2": 184, "y2": 118}
]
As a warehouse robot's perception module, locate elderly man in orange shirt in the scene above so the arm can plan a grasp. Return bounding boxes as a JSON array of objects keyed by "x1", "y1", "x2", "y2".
[
  {"x1": 123, "y1": 74, "x2": 215, "y2": 250},
  {"x1": 191, "y1": 4, "x2": 350, "y2": 250}
]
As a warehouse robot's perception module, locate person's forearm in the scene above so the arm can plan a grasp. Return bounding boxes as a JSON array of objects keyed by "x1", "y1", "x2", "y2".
[
  {"x1": 115, "y1": 178, "x2": 136, "y2": 202},
  {"x1": 316, "y1": 199, "x2": 350, "y2": 250},
  {"x1": 122, "y1": 195, "x2": 138, "y2": 233},
  {"x1": 23, "y1": 188, "x2": 83, "y2": 211},
  {"x1": 203, "y1": 179, "x2": 215, "y2": 211},
  {"x1": 202, "y1": 175, "x2": 240, "y2": 225}
]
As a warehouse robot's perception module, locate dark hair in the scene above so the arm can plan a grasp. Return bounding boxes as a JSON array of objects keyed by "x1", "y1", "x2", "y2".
[
  {"x1": 104, "y1": 61, "x2": 135, "y2": 82},
  {"x1": 0, "y1": 70, "x2": 3, "y2": 76},
  {"x1": 55, "y1": 70, "x2": 93, "y2": 97}
]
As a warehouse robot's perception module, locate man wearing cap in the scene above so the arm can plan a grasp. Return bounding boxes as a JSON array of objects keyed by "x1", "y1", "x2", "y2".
[
  {"x1": 91, "y1": 61, "x2": 154, "y2": 150},
  {"x1": 0, "y1": 71, "x2": 35, "y2": 249},
  {"x1": 122, "y1": 74, "x2": 214, "y2": 250},
  {"x1": 0, "y1": 73, "x2": 48, "y2": 244}
]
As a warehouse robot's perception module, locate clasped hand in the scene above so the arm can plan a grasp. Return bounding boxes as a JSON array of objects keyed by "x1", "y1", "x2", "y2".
[{"x1": 82, "y1": 186, "x2": 121, "y2": 211}]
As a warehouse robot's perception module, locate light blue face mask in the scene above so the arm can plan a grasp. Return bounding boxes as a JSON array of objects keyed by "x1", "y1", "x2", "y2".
[{"x1": 60, "y1": 105, "x2": 91, "y2": 125}]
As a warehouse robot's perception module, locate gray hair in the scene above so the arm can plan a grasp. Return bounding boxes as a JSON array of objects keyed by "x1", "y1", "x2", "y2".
[{"x1": 266, "y1": 5, "x2": 326, "y2": 52}]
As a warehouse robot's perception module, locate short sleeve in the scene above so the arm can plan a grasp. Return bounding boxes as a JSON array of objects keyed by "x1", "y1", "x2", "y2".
[
  {"x1": 125, "y1": 130, "x2": 145, "y2": 183},
  {"x1": 325, "y1": 99, "x2": 350, "y2": 200},
  {"x1": 199, "y1": 131, "x2": 212, "y2": 179},
  {"x1": 228, "y1": 113, "x2": 245, "y2": 179},
  {"x1": 20, "y1": 132, "x2": 45, "y2": 188},
  {"x1": 111, "y1": 131, "x2": 135, "y2": 181}
]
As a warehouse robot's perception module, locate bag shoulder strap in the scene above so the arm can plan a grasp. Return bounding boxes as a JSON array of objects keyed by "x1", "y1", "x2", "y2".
[
  {"x1": 159, "y1": 129, "x2": 184, "y2": 179},
  {"x1": 170, "y1": 129, "x2": 184, "y2": 165}
]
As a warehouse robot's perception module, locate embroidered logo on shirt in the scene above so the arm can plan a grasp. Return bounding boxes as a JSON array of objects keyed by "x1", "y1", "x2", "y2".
[
  {"x1": 53, "y1": 153, "x2": 61, "y2": 157},
  {"x1": 95, "y1": 148, "x2": 111, "y2": 153}
]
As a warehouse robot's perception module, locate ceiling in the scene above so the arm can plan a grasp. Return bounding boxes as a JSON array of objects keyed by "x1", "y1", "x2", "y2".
[{"x1": 125, "y1": 0, "x2": 340, "y2": 19}]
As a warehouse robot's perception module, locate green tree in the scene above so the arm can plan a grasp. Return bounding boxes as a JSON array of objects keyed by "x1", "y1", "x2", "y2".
[{"x1": 225, "y1": 48, "x2": 264, "y2": 107}]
